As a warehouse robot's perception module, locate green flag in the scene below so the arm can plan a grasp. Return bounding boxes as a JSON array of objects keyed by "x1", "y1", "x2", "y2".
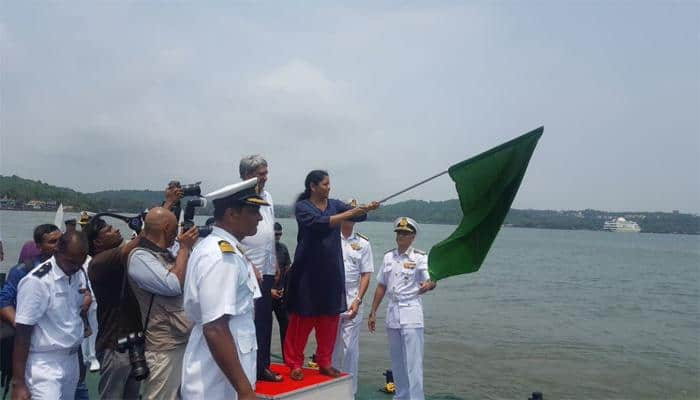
[{"x1": 428, "y1": 127, "x2": 543, "y2": 281}]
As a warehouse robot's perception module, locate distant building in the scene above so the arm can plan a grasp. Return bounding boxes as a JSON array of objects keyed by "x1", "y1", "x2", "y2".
[
  {"x1": 26, "y1": 200, "x2": 45, "y2": 209},
  {"x1": 0, "y1": 197, "x2": 16, "y2": 208}
]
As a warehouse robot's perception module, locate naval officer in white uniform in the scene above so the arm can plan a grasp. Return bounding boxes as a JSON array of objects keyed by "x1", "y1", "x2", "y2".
[
  {"x1": 368, "y1": 217, "x2": 436, "y2": 400},
  {"x1": 12, "y1": 231, "x2": 91, "y2": 400},
  {"x1": 180, "y1": 178, "x2": 265, "y2": 400},
  {"x1": 332, "y1": 209, "x2": 374, "y2": 396}
]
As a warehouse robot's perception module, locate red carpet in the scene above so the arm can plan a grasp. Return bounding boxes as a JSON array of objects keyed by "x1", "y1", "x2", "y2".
[{"x1": 255, "y1": 363, "x2": 348, "y2": 396}]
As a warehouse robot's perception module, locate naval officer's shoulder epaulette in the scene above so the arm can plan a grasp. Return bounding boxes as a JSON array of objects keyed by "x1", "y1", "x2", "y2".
[
  {"x1": 413, "y1": 248, "x2": 426, "y2": 255},
  {"x1": 33, "y1": 262, "x2": 52, "y2": 278},
  {"x1": 356, "y1": 232, "x2": 369, "y2": 242},
  {"x1": 218, "y1": 240, "x2": 236, "y2": 254},
  {"x1": 384, "y1": 248, "x2": 396, "y2": 254}
]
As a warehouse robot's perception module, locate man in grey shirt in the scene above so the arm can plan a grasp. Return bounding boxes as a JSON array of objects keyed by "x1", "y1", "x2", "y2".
[
  {"x1": 127, "y1": 207, "x2": 199, "y2": 400},
  {"x1": 239, "y1": 155, "x2": 282, "y2": 382}
]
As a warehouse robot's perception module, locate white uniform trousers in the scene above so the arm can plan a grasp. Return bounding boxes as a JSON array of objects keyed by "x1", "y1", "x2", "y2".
[
  {"x1": 81, "y1": 304, "x2": 98, "y2": 363},
  {"x1": 387, "y1": 327, "x2": 424, "y2": 400},
  {"x1": 26, "y1": 348, "x2": 80, "y2": 400},
  {"x1": 180, "y1": 325, "x2": 257, "y2": 399},
  {"x1": 332, "y1": 307, "x2": 364, "y2": 395}
]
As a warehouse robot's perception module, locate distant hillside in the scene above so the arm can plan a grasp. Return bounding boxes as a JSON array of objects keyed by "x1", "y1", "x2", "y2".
[
  {"x1": 88, "y1": 190, "x2": 166, "y2": 212},
  {"x1": 505, "y1": 208, "x2": 700, "y2": 235},
  {"x1": 367, "y1": 199, "x2": 462, "y2": 225},
  {"x1": 276, "y1": 199, "x2": 700, "y2": 234},
  {"x1": 0, "y1": 175, "x2": 105, "y2": 210},
  {"x1": 0, "y1": 175, "x2": 163, "y2": 212},
  {"x1": 1, "y1": 175, "x2": 698, "y2": 234},
  {"x1": 275, "y1": 200, "x2": 463, "y2": 225}
]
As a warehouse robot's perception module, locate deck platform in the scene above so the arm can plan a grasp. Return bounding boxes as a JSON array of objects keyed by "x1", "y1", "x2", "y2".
[{"x1": 256, "y1": 363, "x2": 353, "y2": 400}]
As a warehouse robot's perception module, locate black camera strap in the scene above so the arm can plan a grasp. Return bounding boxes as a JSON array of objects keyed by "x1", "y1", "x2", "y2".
[{"x1": 119, "y1": 251, "x2": 155, "y2": 334}]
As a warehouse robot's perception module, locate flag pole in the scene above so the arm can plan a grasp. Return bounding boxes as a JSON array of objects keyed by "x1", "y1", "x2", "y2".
[{"x1": 378, "y1": 170, "x2": 449, "y2": 204}]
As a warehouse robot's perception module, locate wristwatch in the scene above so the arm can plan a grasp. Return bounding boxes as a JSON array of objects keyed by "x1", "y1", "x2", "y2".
[{"x1": 353, "y1": 297, "x2": 362, "y2": 305}]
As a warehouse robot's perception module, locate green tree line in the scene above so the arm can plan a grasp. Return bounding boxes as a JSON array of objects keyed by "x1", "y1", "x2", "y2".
[{"x1": 2, "y1": 175, "x2": 698, "y2": 234}]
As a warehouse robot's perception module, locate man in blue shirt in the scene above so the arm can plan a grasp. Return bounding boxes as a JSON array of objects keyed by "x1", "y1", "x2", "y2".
[{"x1": 0, "y1": 224, "x2": 61, "y2": 325}]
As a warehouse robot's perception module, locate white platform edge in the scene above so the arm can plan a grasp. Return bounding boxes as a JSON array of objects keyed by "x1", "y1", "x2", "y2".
[{"x1": 256, "y1": 374, "x2": 353, "y2": 400}]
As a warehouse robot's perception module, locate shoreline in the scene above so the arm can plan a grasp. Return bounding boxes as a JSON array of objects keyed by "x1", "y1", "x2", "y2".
[{"x1": 1, "y1": 208, "x2": 697, "y2": 236}]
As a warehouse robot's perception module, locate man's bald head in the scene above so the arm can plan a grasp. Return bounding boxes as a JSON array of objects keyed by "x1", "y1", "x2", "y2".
[
  {"x1": 145, "y1": 207, "x2": 177, "y2": 233},
  {"x1": 143, "y1": 207, "x2": 179, "y2": 248}
]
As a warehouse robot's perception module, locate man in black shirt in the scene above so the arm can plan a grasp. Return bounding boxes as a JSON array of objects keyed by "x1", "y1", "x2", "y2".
[
  {"x1": 271, "y1": 222, "x2": 290, "y2": 357},
  {"x1": 85, "y1": 217, "x2": 143, "y2": 400}
]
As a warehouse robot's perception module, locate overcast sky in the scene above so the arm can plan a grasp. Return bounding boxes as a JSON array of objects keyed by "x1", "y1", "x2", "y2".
[{"x1": 1, "y1": 2, "x2": 698, "y2": 212}]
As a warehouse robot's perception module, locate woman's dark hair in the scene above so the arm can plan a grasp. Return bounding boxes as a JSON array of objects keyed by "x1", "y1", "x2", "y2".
[{"x1": 296, "y1": 170, "x2": 328, "y2": 203}]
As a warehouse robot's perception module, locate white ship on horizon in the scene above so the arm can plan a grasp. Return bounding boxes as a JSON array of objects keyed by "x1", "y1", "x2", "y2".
[{"x1": 603, "y1": 217, "x2": 641, "y2": 233}]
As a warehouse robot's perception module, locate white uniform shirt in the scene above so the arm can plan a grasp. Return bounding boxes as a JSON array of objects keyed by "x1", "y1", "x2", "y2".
[
  {"x1": 181, "y1": 226, "x2": 260, "y2": 399},
  {"x1": 15, "y1": 256, "x2": 87, "y2": 352},
  {"x1": 341, "y1": 231, "x2": 374, "y2": 305},
  {"x1": 240, "y1": 191, "x2": 277, "y2": 276},
  {"x1": 377, "y1": 248, "x2": 430, "y2": 329}
]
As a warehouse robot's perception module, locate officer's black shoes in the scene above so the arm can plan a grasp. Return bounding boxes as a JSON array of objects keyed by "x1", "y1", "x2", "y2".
[{"x1": 258, "y1": 368, "x2": 284, "y2": 382}]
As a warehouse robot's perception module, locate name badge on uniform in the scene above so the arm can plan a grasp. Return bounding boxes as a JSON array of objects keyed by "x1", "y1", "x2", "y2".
[
  {"x1": 350, "y1": 243, "x2": 362, "y2": 251},
  {"x1": 403, "y1": 262, "x2": 416, "y2": 270},
  {"x1": 55, "y1": 292, "x2": 68, "y2": 298}
]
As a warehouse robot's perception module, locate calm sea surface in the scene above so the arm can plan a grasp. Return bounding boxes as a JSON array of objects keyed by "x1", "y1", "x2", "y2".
[{"x1": 1, "y1": 211, "x2": 698, "y2": 399}]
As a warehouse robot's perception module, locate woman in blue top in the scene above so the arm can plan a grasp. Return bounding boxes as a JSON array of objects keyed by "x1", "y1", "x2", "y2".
[{"x1": 284, "y1": 170, "x2": 379, "y2": 380}]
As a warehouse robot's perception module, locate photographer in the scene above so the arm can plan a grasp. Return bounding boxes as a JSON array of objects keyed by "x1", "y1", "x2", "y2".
[
  {"x1": 127, "y1": 208, "x2": 198, "y2": 400},
  {"x1": 85, "y1": 217, "x2": 143, "y2": 400}
]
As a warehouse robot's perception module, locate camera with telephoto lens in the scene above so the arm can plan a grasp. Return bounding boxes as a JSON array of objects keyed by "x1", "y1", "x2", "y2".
[
  {"x1": 116, "y1": 332, "x2": 149, "y2": 381},
  {"x1": 182, "y1": 198, "x2": 212, "y2": 238},
  {"x1": 169, "y1": 180, "x2": 202, "y2": 197},
  {"x1": 167, "y1": 180, "x2": 202, "y2": 218}
]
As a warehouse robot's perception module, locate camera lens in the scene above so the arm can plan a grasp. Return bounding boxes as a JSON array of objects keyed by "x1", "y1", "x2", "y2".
[
  {"x1": 130, "y1": 355, "x2": 150, "y2": 381},
  {"x1": 129, "y1": 334, "x2": 149, "y2": 380},
  {"x1": 181, "y1": 183, "x2": 201, "y2": 197},
  {"x1": 118, "y1": 332, "x2": 150, "y2": 381}
]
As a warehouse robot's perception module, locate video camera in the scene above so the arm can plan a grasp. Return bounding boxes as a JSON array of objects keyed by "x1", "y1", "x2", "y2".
[
  {"x1": 166, "y1": 180, "x2": 201, "y2": 218},
  {"x1": 91, "y1": 212, "x2": 146, "y2": 234},
  {"x1": 182, "y1": 198, "x2": 212, "y2": 238},
  {"x1": 167, "y1": 180, "x2": 212, "y2": 238},
  {"x1": 89, "y1": 180, "x2": 213, "y2": 238},
  {"x1": 168, "y1": 180, "x2": 202, "y2": 198}
]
